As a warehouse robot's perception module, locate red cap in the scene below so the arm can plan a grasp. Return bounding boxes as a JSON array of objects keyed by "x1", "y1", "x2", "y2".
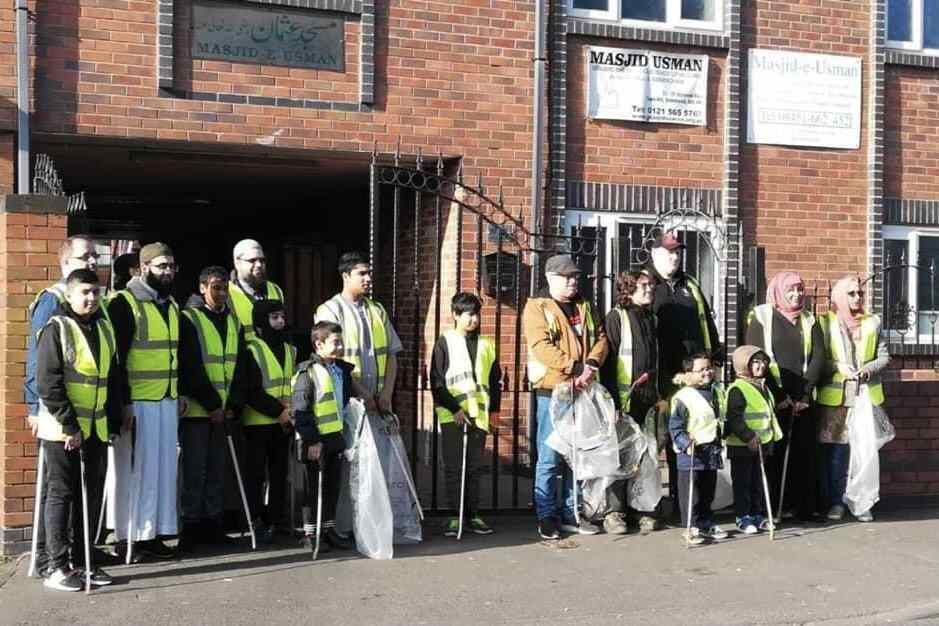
[{"x1": 652, "y1": 232, "x2": 685, "y2": 251}]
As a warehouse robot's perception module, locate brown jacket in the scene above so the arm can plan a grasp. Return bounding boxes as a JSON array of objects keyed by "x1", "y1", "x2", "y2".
[{"x1": 523, "y1": 293, "x2": 609, "y2": 391}]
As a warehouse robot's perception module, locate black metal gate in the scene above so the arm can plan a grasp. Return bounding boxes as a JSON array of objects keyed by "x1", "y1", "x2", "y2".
[{"x1": 368, "y1": 150, "x2": 600, "y2": 513}]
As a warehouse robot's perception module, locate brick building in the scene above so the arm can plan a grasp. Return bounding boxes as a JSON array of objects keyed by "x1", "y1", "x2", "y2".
[{"x1": 1, "y1": 0, "x2": 938, "y2": 555}]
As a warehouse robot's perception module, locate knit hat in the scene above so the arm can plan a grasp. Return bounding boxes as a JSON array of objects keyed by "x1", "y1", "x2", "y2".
[{"x1": 139, "y1": 242, "x2": 174, "y2": 265}]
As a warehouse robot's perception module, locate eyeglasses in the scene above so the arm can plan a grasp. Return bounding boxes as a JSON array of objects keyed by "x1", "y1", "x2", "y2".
[
  {"x1": 238, "y1": 257, "x2": 266, "y2": 265},
  {"x1": 635, "y1": 282, "x2": 654, "y2": 290},
  {"x1": 847, "y1": 290, "x2": 864, "y2": 297},
  {"x1": 70, "y1": 253, "x2": 100, "y2": 262},
  {"x1": 150, "y1": 262, "x2": 178, "y2": 271}
]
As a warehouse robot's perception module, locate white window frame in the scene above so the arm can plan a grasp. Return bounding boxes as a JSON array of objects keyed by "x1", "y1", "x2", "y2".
[
  {"x1": 882, "y1": 225, "x2": 939, "y2": 343},
  {"x1": 569, "y1": 0, "x2": 723, "y2": 33},
  {"x1": 886, "y1": 0, "x2": 939, "y2": 55}
]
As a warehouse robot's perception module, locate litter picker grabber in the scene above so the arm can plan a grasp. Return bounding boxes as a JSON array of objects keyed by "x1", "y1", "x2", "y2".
[
  {"x1": 313, "y1": 461, "x2": 323, "y2": 560},
  {"x1": 79, "y1": 447, "x2": 92, "y2": 595},
  {"x1": 685, "y1": 441, "x2": 696, "y2": 549},
  {"x1": 27, "y1": 443, "x2": 46, "y2": 578},
  {"x1": 225, "y1": 421, "x2": 256, "y2": 550},
  {"x1": 757, "y1": 442, "x2": 776, "y2": 541},
  {"x1": 457, "y1": 420, "x2": 469, "y2": 540}
]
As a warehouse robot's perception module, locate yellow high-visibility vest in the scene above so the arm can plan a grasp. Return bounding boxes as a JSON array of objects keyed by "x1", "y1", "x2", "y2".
[
  {"x1": 818, "y1": 312, "x2": 885, "y2": 406},
  {"x1": 725, "y1": 378, "x2": 783, "y2": 446},
  {"x1": 242, "y1": 337, "x2": 296, "y2": 426},
  {"x1": 229, "y1": 280, "x2": 285, "y2": 341},
  {"x1": 434, "y1": 330, "x2": 496, "y2": 432},
  {"x1": 182, "y1": 308, "x2": 239, "y2": 417},
  {"x1": 113, "y1": 290, "x2": 179, "y2": 401}
]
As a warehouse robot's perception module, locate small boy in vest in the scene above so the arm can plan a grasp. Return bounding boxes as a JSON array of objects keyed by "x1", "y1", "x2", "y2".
[
  {"x1": 430, "y1": 292, "x2": 502, "y2": 537},
  {"x1": 36, "y1": 269, "x2": 124, "y2": 590},
  {"x1": 668, "y1": 353, "x2": 727, "y2": 545},
  {"x1": 724, "y1": 345, "x2": 784, "y2": 534},
  {"x1": 292, "y1": 321, "x2": 356, "y2": 554}
]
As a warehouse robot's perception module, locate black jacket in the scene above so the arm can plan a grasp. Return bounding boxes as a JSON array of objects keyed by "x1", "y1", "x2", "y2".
[
  {"x1": 430, "y1": 331, "x2": 502, "y2": 417},
  {"x1": 36, "y1": 305, "x2": 126, "y2": 438},
  {"x1": 745, "y1": 308, "x2": 825, "y2": 404},
  {"x1": 647, "y1": 267, "x2": 721, "y2": 397},
  {"x1": 600, "y1": 306, "x2": 658, "y2": 413},
  {"x1": 292, "y1": 355, "x2": 354, "y2": 445}
]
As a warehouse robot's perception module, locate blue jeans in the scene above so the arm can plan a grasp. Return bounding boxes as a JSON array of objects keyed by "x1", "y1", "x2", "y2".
[
  {"x1": 823, "y1": 443, "x2": 850, "y2": 507},
  {"x1": 534, "y1": 393, "x2": 574, "y2": 521}
]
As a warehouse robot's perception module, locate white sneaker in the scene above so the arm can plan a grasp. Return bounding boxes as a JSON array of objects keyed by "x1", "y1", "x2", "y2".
[
  {"x1": 43, "y1": 568, "x2": 81, "y2": 592},
  {"x1": 856, "y1": 510, "x2": 874, "y2": 523},
  {"x1": 703, "y1": 525, "x2": 728, "y2": 540},
  {"x1": 685, "y1": 527, "x2": 706, "y2": 545},
  {"x1": 560, "y1": 519, "x2": 601, "y2": 535}
]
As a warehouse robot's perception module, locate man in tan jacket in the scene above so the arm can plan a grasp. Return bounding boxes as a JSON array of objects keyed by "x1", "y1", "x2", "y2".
[{"x1": 523, "y1": 254, "x2": 608, "y2": 539}]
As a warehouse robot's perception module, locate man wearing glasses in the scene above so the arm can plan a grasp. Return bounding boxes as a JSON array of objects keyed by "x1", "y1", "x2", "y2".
[
  {"x1": 106, "y1": 242, "x2": 183, "y2": 561},
  {"x1": 229, "y1": 239, "x2": 285, "y2": 341},
  {"x1": 25, "y1": 235, "x2": 105, "y2": 578}
]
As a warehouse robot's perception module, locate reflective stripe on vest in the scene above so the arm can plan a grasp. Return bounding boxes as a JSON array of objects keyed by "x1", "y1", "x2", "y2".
[
  {"x1": 526, "y1": 300, "x2": 597, "y2": 386},
  {"x1": 614, "y1": 308, "x2": 634, "y2": 412},
  {"x1": 434, "y1": 331, "x2": 496, "y2": 432},
  {"x1": 750, "y1": 304, "x2": 815, "y2": 386},
  {"x1": 685, "y1": 276, "x2": 711, "y2": 353},
  {"x1": 229, "y1": 280, "x2": 284, "y2": 341},
  {"x1": 321, "y1": 295, "x2": 389, "y2": 390},
  {"x1": 117, "y1": 291, "x2": 179, "y2": 401},
  {"x1": 671, "y1": 386, "x2": 718, "y2": 445},
  {"x1": 242, "y1": 338, "x2": 297, "y2": 426},
  {"x1": 818, "y1": 312, "x2": 885, "y2": 406},
  {"x1": 182, "y1": 308, "x2": 239, "y2": 417},
  {"x1": 28, "y1": 284, "x2": 67, "y2": 340},
  {"x1": 307, "y1": 363, "x2": 342, "y2": 435},
  {"x1": 725, "y1": 379, "x2": 783, "y2": 446},
  {"x1": 37, "y1": 315, "x2": 115, "y2": 442}
]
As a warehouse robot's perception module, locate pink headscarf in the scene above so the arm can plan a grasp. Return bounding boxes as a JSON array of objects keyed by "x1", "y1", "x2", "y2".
[
  {"x1": 766, "y1": 271, "x2": 804, "y2": 324},
  {"x1": 831, "y1": 276, "x2": 864, "y2": 335}
]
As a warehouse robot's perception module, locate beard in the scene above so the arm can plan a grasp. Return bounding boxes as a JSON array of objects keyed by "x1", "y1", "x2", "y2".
[
  {"x1": 241, "y1": 268, "x2": 266, "y2": 290},
  {"x1": 145, "y1": 270, "x2": 174, "y2": 298}
]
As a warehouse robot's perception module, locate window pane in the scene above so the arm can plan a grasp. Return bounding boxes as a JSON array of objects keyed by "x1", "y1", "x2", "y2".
[
  {"x1": 681, "y1": 0, "x2": 715, "y2": 21},
  {"x1": 572, "y1": 0, "x2": 610, "y2": 10},
  {"x1": 917, "y1": 236, "x2": 939, "y2": 311},
  {"x1": 621, "y1": 0, "x2": 666, "y2": 22},
  {"x1": 888, "y1": 0, "x2": 913, "y2": 41},
  {"x1": 925, "y1": 0, "x2": 939, "y2": 48},
  {"x1": 883, "y1": 240, "x2": 908, "y2": 330}
]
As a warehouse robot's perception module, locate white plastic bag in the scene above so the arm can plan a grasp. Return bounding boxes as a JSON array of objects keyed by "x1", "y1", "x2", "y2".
[
  {"x1": 377, "y1": 416, "x2": 422, "y2": 545},
  {"x1": 627, "y1": 431, "x2": 662, "y2": 513},
  {"x1": 712, "y1": 447, "x2": 733, "y2": 511},
  {"x1": 546, "y1": 382, "x2": 621, "y2": 479},
  {"x1": 844, "y1": 386, "x2": 895, "y2": 516},
  {"x1": 348, "y1": 404, "x2": 394, "y2": 560}
]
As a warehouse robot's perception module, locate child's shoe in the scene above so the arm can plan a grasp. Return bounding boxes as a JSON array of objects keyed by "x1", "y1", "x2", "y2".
[{"x1": 736, "y1": 516, "x2": 758, "y2": 534}]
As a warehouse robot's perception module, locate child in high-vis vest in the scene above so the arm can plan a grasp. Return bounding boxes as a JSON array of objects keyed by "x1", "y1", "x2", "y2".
[
  {"x1": 669, "y1": 353, "x2": 727, "y2": 545},
  {"x1": 724, "y1": 345, "x2": 784, "y2": 534},
  {"x1": 430, "y1": 292, "x2": 501, "y2": 537},
  {"x1": 292, "y1": 321, "x2": 356, "y2": 554}
]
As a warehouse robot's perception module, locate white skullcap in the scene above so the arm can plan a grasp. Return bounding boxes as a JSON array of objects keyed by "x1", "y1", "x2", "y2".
[{"x1": 233, "y1": 239, "x2": 264, "y2": 261}]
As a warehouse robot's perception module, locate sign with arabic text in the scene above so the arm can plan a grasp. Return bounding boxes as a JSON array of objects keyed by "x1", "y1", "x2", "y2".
[{"x1": 192, "y1": 0, "x2": 344, "y2": 71}]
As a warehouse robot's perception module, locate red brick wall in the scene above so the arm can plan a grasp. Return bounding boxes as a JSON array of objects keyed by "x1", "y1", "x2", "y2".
[
  {"x1": 740, "y1": 0, "x2": 870, "y2": 282},
  {"x1": 566, "y1": 38, "x2": 726, "y2": 187},
  {"x1": 885, "y1": 67, "x2": 939, "y2": 199},
  {"x1": 0, "y1": 134, "x2": 13, "y2": 195},
  {"x1": 880, "y1": 367, "x2": 939, "y2": 504},
  {"x1": 0, "y1": 210, "x2": 68, "y2": 537}
]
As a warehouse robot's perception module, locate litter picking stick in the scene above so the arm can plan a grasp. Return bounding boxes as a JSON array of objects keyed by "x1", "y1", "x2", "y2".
[
  {"x1": 95, "y1": 443, "x2": 115, "y2": 544},
  {"x1": 386, "y1": 413, "x2": 425, "y2": 521},
  {"x1": 757, "y1": 442, "x2": 775, "y2": 541},
  {"x1": 571, "y1": 381, "x2": 580, "y2": 526},
  {"x1": 226, "y1": 423, "x2": 256, "y2": 550},
  {"x1": 313, "y1": 462, "x2": 323, "y2": 561},
  {"x1": 775, "y1": 417, "x2": 795, "y2": 525},
  {"x1": 79, "y1": 447, "x2": 92, "y2": 595},
  {"x1": 457, "y1": 420, "x2": 469, "y2": 540},
  {"x1": 27, "y1": 443, "x2": 46, "y2": 578},
  {"x1": 685, "y1": 441, "x2": 696, "y2": 549}
]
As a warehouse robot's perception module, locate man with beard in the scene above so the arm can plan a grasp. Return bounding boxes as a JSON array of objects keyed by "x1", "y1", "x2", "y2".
[
  {"x1": 646, "y1": 232, "x2": 721, "y2": 516},
  {"x1": 25, "y1": 235, "x2": 110, "y2": 578},
  {"x1": 106, "y1": 242, "x2": 184, "y2": 561},
  {"x1": 229, "y1": 239, "x2": 286, "y2": 341},
  {"x1": 240, "y1": 299, "x2": 295, "y2": 543}
]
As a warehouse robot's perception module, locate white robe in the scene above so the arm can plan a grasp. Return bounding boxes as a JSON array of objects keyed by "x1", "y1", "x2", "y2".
[{"x1": 107, "y1": 398, "x2": 179, "y2": 541}]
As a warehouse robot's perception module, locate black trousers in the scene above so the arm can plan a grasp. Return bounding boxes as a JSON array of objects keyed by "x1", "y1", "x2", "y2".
[
  {"x1": 299, "y1": 438, "x2": 343, "y2": 533},
  {"x1": 244, "y1": 424, "x2": 290, "y2": 526},
  {"x1": 768, "y1": 408, "x2": 820, "y2": 517},
  {"x1": 730, "y1": 453, "x2": 767, "y2": 519},
  {"x1": 676, "y1": 468, "x2": 717, "y2": 528},
  {"x1": 41, "y1": 435, "x2": 106, "y2": 572}
]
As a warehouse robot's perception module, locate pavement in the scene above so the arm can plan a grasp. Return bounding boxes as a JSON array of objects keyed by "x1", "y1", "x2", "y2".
[{"x1": 3, "y1": 511, "x2": 939, "y2": 626}]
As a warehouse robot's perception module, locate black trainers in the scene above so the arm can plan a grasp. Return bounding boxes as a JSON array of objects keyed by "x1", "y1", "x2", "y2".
[
  {"x1": 139, "y1": 539, "x2": 176, "y2": 560},
  {"x1": 43, "y1": 567, "x2": 81, "y2": 592},
  {"x1": 325, "y1": 528, "x2": 353, "y2": 550},
  {"x1": 538, "y1": 517, "x2": 560, "y2": 540},
  {"x1": 73, "y1": 567, "x2": 113, "y2": 586}
]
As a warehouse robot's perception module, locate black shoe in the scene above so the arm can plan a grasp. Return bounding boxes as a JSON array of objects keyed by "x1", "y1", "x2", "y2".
[
  {"x1": 91, "y1": 547, "x2": 122, "y2": 566},
  {"x1": 43, "y1": 567, "x2": 81, "y2": 592},
  {"x1": 255, "y1": 521, "x2": 275, "y2": 545},
  {"x1": 538, "y1": 517, "x2": 560, "y2": 540},
  {"x1": 73, "y1": 567, "x2": 113, "y2": 586},
  {"x1": 300, "y1": 533, "x2": 332, "y2": 554},
  {"x1": 139, "y1": 540, "x2": 176, "y2": 560},
  {"x1": 324, "y1": 528, "x2": 353, "y2": 550}
]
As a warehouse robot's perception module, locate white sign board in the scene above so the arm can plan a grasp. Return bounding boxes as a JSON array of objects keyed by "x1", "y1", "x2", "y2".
[
  {"x1": 587, "y1": 47, "x2": 709, "y2": 126},
  {"x1": 747, "y1": 49, "x2": 861, "y2": 149}
]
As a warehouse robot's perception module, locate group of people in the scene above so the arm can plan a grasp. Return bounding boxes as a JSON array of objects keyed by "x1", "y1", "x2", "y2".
[
  {"x1": 24, "y1": 228, "x2": 889, "y2": 593},
  {"x1": 523, "y1": 233, "x2": 889, "y2": 543},
  {"x1": 25, "y1": 237, "x2": 405, "y2": 591}
]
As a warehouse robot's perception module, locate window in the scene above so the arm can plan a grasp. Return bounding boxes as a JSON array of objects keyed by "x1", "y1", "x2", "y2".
[
  {"x1": 882, "y1": 227, "x2": 939, "y2": 344},
  {"x1": 887, "y1": 0, "x2": 939, "y2": 54},
  {"x1": 570, "y1": 0, "x2": 722, "y2": 31}
]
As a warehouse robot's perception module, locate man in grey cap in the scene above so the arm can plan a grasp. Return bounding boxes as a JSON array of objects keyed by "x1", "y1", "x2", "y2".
[
  {"x1": 106, "y1": 242, "x2": 185, "y2": 561},
  {"x1": 230, "y1": 239, "x2": 286, "y2": 341},
  {"x1": 523, "y1": 253, "x2": 608, "y2": 539}
]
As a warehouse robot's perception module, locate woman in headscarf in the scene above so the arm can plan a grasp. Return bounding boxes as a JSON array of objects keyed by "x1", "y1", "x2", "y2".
[
  {"x1": 745, "y1": 271, "x2": 825, "y2": 522},
  {"x1": 816, "y1": 276, "x2": 890, "y2": 522}
]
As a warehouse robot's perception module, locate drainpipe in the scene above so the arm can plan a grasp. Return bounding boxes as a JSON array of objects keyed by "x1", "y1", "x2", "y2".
[
  {"x1": 530, "y1": 0, "x2": 546, "y2": 288},
  {"x1": 15, "y1": 0, "x2": 30, "y2": 193}
]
